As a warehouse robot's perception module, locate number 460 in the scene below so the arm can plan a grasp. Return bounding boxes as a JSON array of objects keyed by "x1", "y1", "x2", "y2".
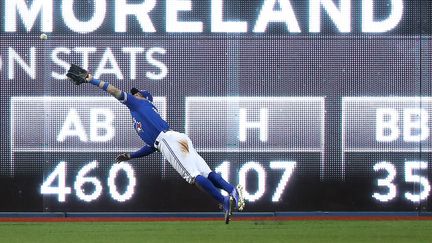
[{"x1": 40, "y1": 161, "x2": 136, "y2": 203}]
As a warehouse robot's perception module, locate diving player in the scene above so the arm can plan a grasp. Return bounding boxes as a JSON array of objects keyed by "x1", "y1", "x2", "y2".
[{"x1": 66, "y1": 64, "x2": 245, "y2": 223}]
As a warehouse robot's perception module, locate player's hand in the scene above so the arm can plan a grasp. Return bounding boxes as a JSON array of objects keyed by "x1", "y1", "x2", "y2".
[
  {"x1": 86, "y1": 73, "x2": 93, "y2": 82},
  {"x1": 66, "y1": 64, "x2": 90, "y2": 85},
  {"x1": 115, "y1": 153, "x2": 131, "y2": 164}
]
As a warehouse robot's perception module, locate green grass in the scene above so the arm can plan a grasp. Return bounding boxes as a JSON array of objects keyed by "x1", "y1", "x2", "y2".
[{"x1": 0, "y1": 220, "x2": 431, "y2": 243}]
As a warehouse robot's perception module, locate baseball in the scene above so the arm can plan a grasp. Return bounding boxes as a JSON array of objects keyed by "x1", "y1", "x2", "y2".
[{"x1": 40, "y1": 33, "x2": 48, "y2": 40}]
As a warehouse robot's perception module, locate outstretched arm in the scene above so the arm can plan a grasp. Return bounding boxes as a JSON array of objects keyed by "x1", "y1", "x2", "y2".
[
  {"x1": 66, "y1": 64, "x2": 124, "y2": 100},
  {"x1": 115, "y1": 145, "x2": 156, "y2": 163},
  {"x1": 86, "y1": 74, "x2": 123, "y2": 100}
]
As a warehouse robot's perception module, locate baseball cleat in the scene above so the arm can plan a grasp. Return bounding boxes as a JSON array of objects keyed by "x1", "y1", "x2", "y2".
[
  {"x1": 231, "y1": 184, "x2": 245, "y2": 211},
  {"x1": 223, "y1": 196, "x2": 233, "y2": 224}
]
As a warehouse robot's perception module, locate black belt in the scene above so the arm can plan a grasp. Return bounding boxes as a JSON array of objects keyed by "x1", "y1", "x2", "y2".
[{"x1": 154, "y1": 130, "x2": 169, "y2": 146}]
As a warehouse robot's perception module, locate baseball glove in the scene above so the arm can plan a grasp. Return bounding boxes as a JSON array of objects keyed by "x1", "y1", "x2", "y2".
[
  {"x1": 115, "y1": 153, "x2": 131, "y2": 164},
  {"x1": 66, "y1": 64, "x2": 89, "y2": 85}
]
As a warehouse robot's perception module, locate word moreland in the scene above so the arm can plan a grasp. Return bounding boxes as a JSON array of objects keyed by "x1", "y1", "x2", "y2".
[{"x1": 5, "y1": 0, "x2": 404, "y2": 34}]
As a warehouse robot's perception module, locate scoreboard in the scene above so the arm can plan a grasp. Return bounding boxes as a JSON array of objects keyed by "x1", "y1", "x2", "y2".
[
  {"x1": 0, "y1": 0, "x2": 431, "y2": 212},
  {"x1": 343, "y1": 97, "x2": 432, "y2": 210}
]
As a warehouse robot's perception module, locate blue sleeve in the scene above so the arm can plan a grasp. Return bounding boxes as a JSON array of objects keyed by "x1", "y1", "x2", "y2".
[
  {"x1": 130, "y1": 145, "x2": 156, "y2": 158},
  {"x1": 119, "y1": 92, "x2": 139, "y2": 109}
]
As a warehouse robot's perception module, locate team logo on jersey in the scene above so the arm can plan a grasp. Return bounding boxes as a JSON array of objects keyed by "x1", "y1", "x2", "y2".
[
  {"x1": 133, "y1": 118, "x2": 143, "y2": 133},
  {"x1": 136, "y1": 122, "x2": 143, "y2": 132}
]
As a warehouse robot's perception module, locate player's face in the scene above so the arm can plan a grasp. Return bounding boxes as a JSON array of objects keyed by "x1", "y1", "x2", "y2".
[{"x1": 133, "y1": 92, "x2": 146, "y2": 100}]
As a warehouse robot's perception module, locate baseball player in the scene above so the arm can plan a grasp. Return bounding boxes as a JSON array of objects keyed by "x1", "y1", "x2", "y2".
[{"x1": 66, "y1": 64, "x2": 245, "y2": 223}]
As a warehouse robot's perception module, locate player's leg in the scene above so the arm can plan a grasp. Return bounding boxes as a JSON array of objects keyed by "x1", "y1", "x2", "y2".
[
  {"x1": 194, "y1": 175, "x2": 231, "y2": 210},
  {"x1": 191, "y1": 166, "x2": 233, "y2": 223},
  {"x1": 156, "y1": 131, "x2": 233, "y2": 219},
  {"x1": 187, "y1": 138, "x2": 245, "y2": 211},
  {"x1": 175, "y1": 135, "x2": 230, "y2": 206},
  {"x1": 208, "y1": 172, "x2": 245, "y2": 210},
  {"x1": 182, "y1": 137, "x2": 232, "y2": 191},
  {"x1": 194, "y1": 173, "x2": 233, "y2": 223},
  {"x1": 208, "y1": 171, "x2": 233, "y2": 193},
  {"x1": 156, "y1": 131, "x2": 198, "y2": 184}
]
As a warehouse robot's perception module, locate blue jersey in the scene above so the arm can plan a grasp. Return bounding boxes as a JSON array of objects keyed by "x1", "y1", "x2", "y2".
[{"x1": 120, "y1": 92, "x2": 169, "y2": 147}]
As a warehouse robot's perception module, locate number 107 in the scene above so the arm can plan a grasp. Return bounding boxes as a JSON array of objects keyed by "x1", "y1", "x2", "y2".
[{"x1": 215, "y1": 161, "x2": 296, "y2": 203}]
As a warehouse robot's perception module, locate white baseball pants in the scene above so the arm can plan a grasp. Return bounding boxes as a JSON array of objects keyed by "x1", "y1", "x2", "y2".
[{"x1": 154, "y1": 130, "x2": 212, "y2": 184}]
